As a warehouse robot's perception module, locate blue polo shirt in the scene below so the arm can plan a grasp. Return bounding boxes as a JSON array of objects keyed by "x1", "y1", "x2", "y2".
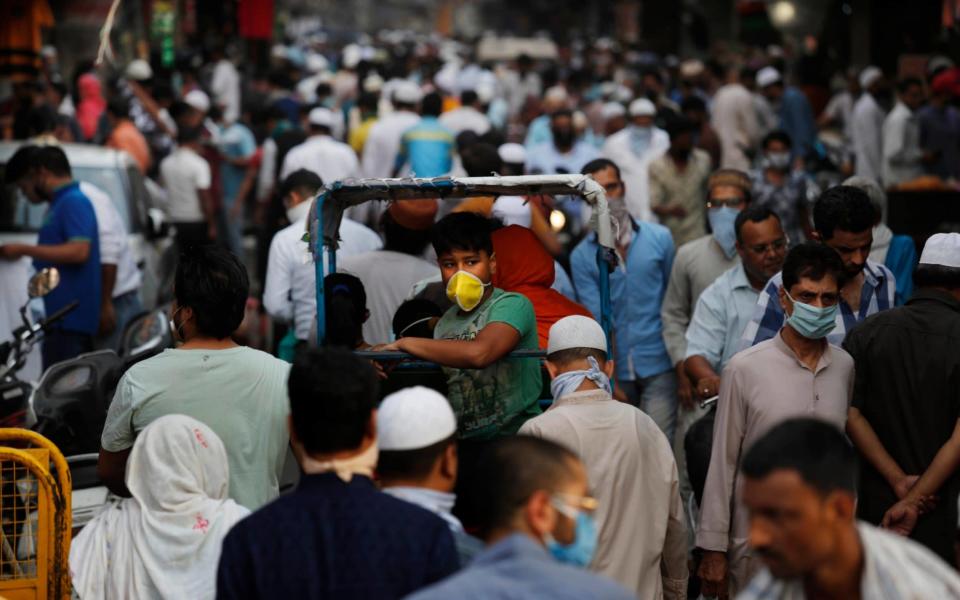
[
  {"x1": 35, "y1": 182, "x2": 101, "y2": 335},
  {"x1": 396, "y1": 117, "x2": 455, "y2": 177}
]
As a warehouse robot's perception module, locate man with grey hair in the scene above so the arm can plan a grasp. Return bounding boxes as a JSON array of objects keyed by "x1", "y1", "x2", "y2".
[{"x1": 842, "y1": 176, "x2": 916, "y2": 305}]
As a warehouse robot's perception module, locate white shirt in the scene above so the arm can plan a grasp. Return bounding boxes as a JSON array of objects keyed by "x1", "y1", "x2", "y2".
[
  {"x1": 159, "y1": 146, "x2": 211, "y2": 223},
  {"x1": 711, "y1": 83, "x2": 760, "y2": 171},
  {"x1": 439, "y1": 106, "x2": 491, "y2": 135},
  {"x1": 257, "y1": 137, "x2": 278, "y2": 202},
  {"x1": 279, "y1": 134, "x2": 360, "y2": 184},
  {"x1": 882, "y1": 101, "x2": 924, "y2": 186},
  {"x1": 361, "y1": 110, "x2": 420, "y2": 178},
  {"x1": 601, "y1": 127, "x2": 670, "y2": 222},
  {"x1": 79, "y1": 182, "x2": 142, "y2": 297},
  {"x1": 339, "y1": 250, "x2": 439, "y2": 344},
  {"x1": 851, "y1": 93, "x2": 886, "y2": 183},
  {"x1": 263, "y1": 204, "x2": 382, "y2": 340},
  {"x1": 211, "y1": 59, "x2": 241, "y2": 124}
]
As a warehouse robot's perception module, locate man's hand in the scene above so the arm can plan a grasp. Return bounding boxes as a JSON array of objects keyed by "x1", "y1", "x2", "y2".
[
  {"x1": 0, "y1": 243, "x2": 28, "y2": 260},
  {"x1": 371, "y1": 340, "x2": 403, "y2": 353},
  {"x1": 697, "y1": 550, "x2": 729, "y2": 599},
  {"x1": 893, "y1": 475, "x2": 919, "y2": 500},
  {"x1": 696, "y1": 375, "x2": 721, "y2": 399},
  {"x1": 676, "y1": 362, "x2": 695, "y2": 410},
  {"x1": 882, "y1": 495, "x2": 938, "y2": 536},
  {"x1": 98, "y1": 301, "x2": 117, "y2": 336}
]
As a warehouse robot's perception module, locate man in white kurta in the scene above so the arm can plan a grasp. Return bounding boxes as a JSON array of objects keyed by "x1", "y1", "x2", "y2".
[
  {"x1": 361, "y1": 82, "x2": 422, "y2": 178},
  {"x1": 851, "y1": 67, "x2": 887, "y2": 183},
  {"x1": 519, "y1": 316, "x2": 688, "y2": 599},
  {"x1": 711, "y1": 72, "x2": 761, "y2": 172}
]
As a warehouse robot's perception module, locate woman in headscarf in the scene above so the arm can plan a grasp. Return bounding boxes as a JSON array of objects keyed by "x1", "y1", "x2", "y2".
[
  {"x1": 491, "y1": 224, "x2": 592, "y2": 348},
  {"x1": 75, "y1": 73, "x2": 106, "y2": 142},
  {"x1": 69, "y1": 415, "x2": 249, "y2": 600}
]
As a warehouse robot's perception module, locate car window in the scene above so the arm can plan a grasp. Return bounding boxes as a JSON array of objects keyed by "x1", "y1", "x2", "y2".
[{"x1": 0, "y1": 165, "x2": 131, "y2": 233}]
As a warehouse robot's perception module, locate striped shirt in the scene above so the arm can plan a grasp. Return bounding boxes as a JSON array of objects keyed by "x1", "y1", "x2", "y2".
[
  {"x1": 740, "y1": 259, "x2": 895, "y2": 349},
  {"x1": 738, "y1": 522, "x2": 960, "y2": 599}
]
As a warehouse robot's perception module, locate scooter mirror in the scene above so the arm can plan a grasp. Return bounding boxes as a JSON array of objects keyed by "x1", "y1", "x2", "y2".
[{"x1": 28, "y1": 267, "x2": 60, "y2": 298}]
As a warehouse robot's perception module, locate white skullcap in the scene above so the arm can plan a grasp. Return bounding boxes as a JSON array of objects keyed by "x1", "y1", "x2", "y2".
[
  {"x1": 628, "y1": 97, "x2": 656, "y2": 117},
  {"x1": 363, "y1": 73, "x2": 384, "y2": 93},
  {"x1": 498, "y1": 142, "x2": 526, "y2": 165},
  {"x1": 613, "y1": 85, "x2": 634, "y2": 104},
  {"x1": 271, "y1": 44, "x2": 288, "y2": 60},
  {"x1": 492, "y1": 196, "x2": 532, "y2": 228},
  {"x1": 475, "y1": 81, "x2": 495, "y2": 104},
  {"x1": 928, "y1": 55, "x2": 955, "y2": 75},
  {"x1": 342, "y1": 44, "x2": 362, "y2": 69},
  {"x1": 393, "y1": 80, "x2": 423, "y2": 105},
  {"x1": 308, "y1": 107, "x2": 335, "y2": 128},
  {"x1": 601, "y1": 102, "x2": 626, "y2": 120},
  {"x1": 544, "y1": 86, "x2": 569, "y2": 104},
  {"x1": 756, "y1": 66, "x2": 782, "y2": 88},
  {"x1": 305, "y1": 53, "x2": 329, "y2": 74},
  {"x1": 572, "y1": 110, "x2": 588, "y2": 130},
  {"x1": 125, "y1": 59, "x2": 153, "y2": 82},
  {"x1": 860, "y1": 66, "x2": 882, "y2": 89},
  {"x1": 919, "y1": 233, "x2": 960, "y2": 269},
  {"x1": 184, "y1": 90, "x2": 210, "y2": 113},
  {"x1": 679, "y1": 59, "x2": 704, "y2": 79},
  {"x1": 547, "y1": 315, "x2": 608, "y2": 355},
  {"x1": 377, "y1": 386, "x2": 457, "y2": 451}
]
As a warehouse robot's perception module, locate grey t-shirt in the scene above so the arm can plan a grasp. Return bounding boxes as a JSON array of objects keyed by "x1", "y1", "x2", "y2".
[{"x1": 101, "y1": 346, "x2": 291, "y2": 510}]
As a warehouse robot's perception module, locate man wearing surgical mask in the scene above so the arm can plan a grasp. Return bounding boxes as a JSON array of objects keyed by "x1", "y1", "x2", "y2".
[
  {"x1": 519, "y1": 316, "x2": 688, "y2": 598},
  {"x1": 749, "y1": 129, "x2": 818, "y2": 248},
  {"x1": 407, "y1": 436, "x2": 635, "y2": 600},
  {"x1": 697, "y1": 242, "x2": 854, "y2": 598}
]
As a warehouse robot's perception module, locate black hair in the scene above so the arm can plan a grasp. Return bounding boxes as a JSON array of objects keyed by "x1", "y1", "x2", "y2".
[
  {"x1": 31, "y1": 145, "x2": 72, "y2": 177},
  {"x1": 897, "y1": 77, "x2": 923, "y2": 94},
  {"x1": 381, "y1": 210, "x2": 430, "y2": 256},
  {"x1": 680, "y1": 95, "x2": 708, "y2": 113},
  {"x1": 581, "y1": 157, "x2": 622, "y2": 181},
  {"x1": 546, "y1": 347, "x2": 607, "y2": 365},
  {"x1": 461, "y1": 90, "x2": 479, "y2": 106},
  {"x1": 279, "y1": 169, "x2": 323, "y2": 200},
  {"x1": 762, "y1": 129, "x2": 792, "y2": 150},
  {"x1": 315, "y1": 82, "x2": 333, "y2": 99},
  {"x1": 378, "y1": 434, "x2": 456, "y2": 481},
  {"x1": 174, "y1": 245, "x2": 249, "y2": 339},
  {"x1": 152, "y1": 81, "x2": 175, "y2": 102},
  {"x1": 27, "y1": 105, "x2": 57, "y2": 136},
  {"x1": 549, "y1": 108, "x2": 574, "y2": 121},
  {"x1": 392, "y1": 298, "x2": 442, "y2": 339},
  {"x1": 4, "y1": 145, "x2": 39, "y2": 183},
  {"x1": 642, "y1": 68, "x2": 664, "y2": 85},
  {"x1": 742, "y1": 418, "x2": 856, "y2": 495},
  {"x1": 475, "y1": 436, "x2": 580, "y2": 537},
  {"x1": 431, "y1": 211, "x2": 494, "y2": 256},
  {"x1": 357, "y1": 91, "x2": 379, "y2": 112},
  {"x1": 813, "y1": 185, "x2": 876, "y2": 240},
  {"x1": 107, "y1": 97, "x2": 130, "y2": 118},
  {"x1": 914, "y1": 264, "x2": 960, "y2": 290},
  {"x1": 177, "y1": 125, "x2": 204, "y2": 145},
  {"x1": 460, "y1": 143, "x2": 501, "y2": 177},
  {"x1": 421, "y1": 92, "x2": 443, "y2": 117},
  {"x1": 664, "y1": 115, "x2": 696, "y2": 139},
  {"x1": 324, "y1": 273, "x2": 367, "y2": 348},
  {"x1": 288, "y1": 347, "x2": 379, "y2": 455},
  {"x1": 735, "y1": 205, "x2": 780, "y2": 243},
  {"x1": 781, "y1": 242, "x2": 846, "y2": 292},
  {"x1": 455, "y1": 130, "x2": 480, "y2": 154}
]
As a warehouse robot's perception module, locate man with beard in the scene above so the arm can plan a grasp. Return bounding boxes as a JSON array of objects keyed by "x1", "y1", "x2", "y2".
[
  {"x1": 525, "y1": 109, "x2": 599, "y2": 178},
  {"x1": 741, "y1": 185, "x2": 895, "y2": 348}
]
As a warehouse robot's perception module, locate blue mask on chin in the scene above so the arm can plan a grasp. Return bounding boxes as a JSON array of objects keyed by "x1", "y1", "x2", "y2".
[
  {"x1": 549, "y1": 356, "x2": 612, "y2": 400},
  {"x1": 546, "y1": 511, "x2": 598, "y2": 568},
  {"x1": 708, "y1": 207, "x2": 740, "y2": 259}
]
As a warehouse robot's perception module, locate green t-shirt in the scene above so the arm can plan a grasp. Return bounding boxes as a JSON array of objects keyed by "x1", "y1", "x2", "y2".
[
  {"x1": 100, "y1": 346, "x2": 291, "y2": 510},
  {"x1": 433, "y1": 288, "x2": 542, "y2": 439}
]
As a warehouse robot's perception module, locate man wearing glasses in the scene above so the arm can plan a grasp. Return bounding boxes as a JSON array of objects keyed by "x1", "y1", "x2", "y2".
[
  {"x1": 740, "y1": 185, "x2": 896, "y2": 349},
  {"x1": 696, "y1": 242, "x2": 855, "y2": 598}
]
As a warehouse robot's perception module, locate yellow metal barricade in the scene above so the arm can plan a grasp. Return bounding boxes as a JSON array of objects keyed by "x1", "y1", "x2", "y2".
[{"x1": 0, "y1": 430, "x2": 72, "y2": 600}]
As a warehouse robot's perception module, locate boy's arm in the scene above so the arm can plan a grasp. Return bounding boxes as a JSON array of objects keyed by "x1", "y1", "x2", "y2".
[{"x1": 381, "y1": 322, "x2": 521, "y2": 369}]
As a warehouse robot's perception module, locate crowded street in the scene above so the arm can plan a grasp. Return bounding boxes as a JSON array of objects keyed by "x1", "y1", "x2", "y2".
[{"x1": 1, "y1": 0, "x2": 960, "y2": 598}]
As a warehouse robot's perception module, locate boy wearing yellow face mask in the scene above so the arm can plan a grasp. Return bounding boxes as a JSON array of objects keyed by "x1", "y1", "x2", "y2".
[{"x1": 379, "y1": 211, "x2": 542, "y2": 441}]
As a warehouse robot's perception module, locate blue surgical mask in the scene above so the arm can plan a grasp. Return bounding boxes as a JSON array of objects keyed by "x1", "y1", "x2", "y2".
[
  {"x1": 550, "y1": 356, "x2": 612, "y2": 400},
  {"x1": 545, "y1": 509, "x2": 598, "y2": 568},
  {"x1": 628, "y1": 125, "x2": 653, "y2": 155},
  {"x1": 784, "y1": 290, "x2": 838, "y2": 339},
  {"x1": 708, "y1": 207, "x2": 740, "y2": 259}
]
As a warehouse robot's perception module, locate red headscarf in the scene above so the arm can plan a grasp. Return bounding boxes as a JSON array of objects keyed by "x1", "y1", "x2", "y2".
[
  {"x1": 492, "y1": 225, "x2": 592, "y2": 348},
  {"x1": 76, "y1": 73, "x2": 105, "y2": 141}
]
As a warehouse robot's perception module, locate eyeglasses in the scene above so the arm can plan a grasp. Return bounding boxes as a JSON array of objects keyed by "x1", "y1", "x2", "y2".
[
  {"x1": 706, "y1": 197, "x2": 745, "y2": 209},
  {"x1": 747, "y1": 238, "x2": 788, "y2": 255}
]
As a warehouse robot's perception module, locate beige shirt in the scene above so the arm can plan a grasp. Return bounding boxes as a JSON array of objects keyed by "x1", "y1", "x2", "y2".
[
  {"x1": 696, "y1": 333, "x2": 853, "y2": 554},
  {"x1": 648, "y1": 149, "x2": 712, "y2": 247},
  {"x1": 519, "y1": 389, "x2": 688, "y2": 600},
  {"x1": 661, "y1": 235, "x2": 740, "y2": 365}
]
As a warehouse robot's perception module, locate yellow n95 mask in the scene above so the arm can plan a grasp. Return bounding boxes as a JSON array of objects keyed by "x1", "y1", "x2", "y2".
[{"x1": 446, "y1": 270, "x2": 491, "y2": 312}]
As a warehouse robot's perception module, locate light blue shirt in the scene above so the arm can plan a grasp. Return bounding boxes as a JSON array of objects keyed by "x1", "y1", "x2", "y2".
[
  {"x1": 523, "y1": 114, "x2": 552, "y2": 149},
  {"x1": 396, "y1": 116, "x2": 455, "y2": 177},
  {"x1": 525, "y1": 141, "x2": 599, "y2": 177},
  {"x1": 407, "y1": 534, "x2": 634, "y2": 600},
  {"x1": 219, "y1": 122, "x2": 256, "y2": 204},
  {"x1": 571, "y1": 220, "x2": 675, "y2": 380},
  {"x1": 684, "y1": 263, "x2": 761, "y2": 372}
]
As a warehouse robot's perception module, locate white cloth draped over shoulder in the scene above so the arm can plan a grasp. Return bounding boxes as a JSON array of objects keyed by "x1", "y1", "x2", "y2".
[{"x1": 69, "y1": 415, "x2": 250, "y2": 600}]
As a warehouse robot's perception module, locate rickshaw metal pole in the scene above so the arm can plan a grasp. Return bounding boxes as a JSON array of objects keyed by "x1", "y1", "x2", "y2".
[
  {"x1": 312, "y1": 193, "x2": 327, "y2": 346},
  {"x1": 596, "y1": 247, "x2": 614, "y2": 357}
]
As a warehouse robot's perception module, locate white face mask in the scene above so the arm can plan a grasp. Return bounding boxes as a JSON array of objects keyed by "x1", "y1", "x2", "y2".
[{"x1": 286, "y1": 201, "x2": 312, "y2": 224}]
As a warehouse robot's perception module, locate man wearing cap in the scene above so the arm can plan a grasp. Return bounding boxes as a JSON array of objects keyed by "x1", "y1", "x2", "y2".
[
  {"x1": 440, "y1": 90, "x2": 491, "y2": 136},
  {"x1": 600, "y1": 98, "x2": 670, "y2": 222},
  {"x1": 519, "y1": 316, "x2": 687, "y2": 598},
  {"x1": 395, "y1": 92, "x2": 456, "y2": 178},
  {"x1": 851, "y1": 66, "x2": 888, "y2": 183},
  {"x1": 362, "y1": 81, "x2": 422, "y2": 178},
  {"x1": 648, "y1": 116, "x2": 712, "y2": 247},
  {"x1": 378, "y1": 386, "x2": 484, "y2": 565},
  {"x1": 280, "y1": 106, "x2": 360, "y2": 184},
  {"x1": 339, "y1": 200, "x2": 439, "y2": 344},
  {"x1": 497, "y1": 143, "x2": 526, "y2": 176},
  {"x1": 600, "y1": 102, "x2": 627, "y2": 140},
  {"x1": 756, "y1": 66, "x2": 817, "y2": 159},
  {"x1": 263, "y1": 170, "x2": 381, "y2": 345},
  {"x1": 918, "y1": 69, "x2": 960, "y2": 181},
  {"x1": 882, "y1": 78, "x2": 928, "y2": 187},
  {"x1": 844, "y1": 233, "x2": 960, "y2": 563},
  {"x1": 523, "y1": 86, "x2": 569, "y2": 150}
]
